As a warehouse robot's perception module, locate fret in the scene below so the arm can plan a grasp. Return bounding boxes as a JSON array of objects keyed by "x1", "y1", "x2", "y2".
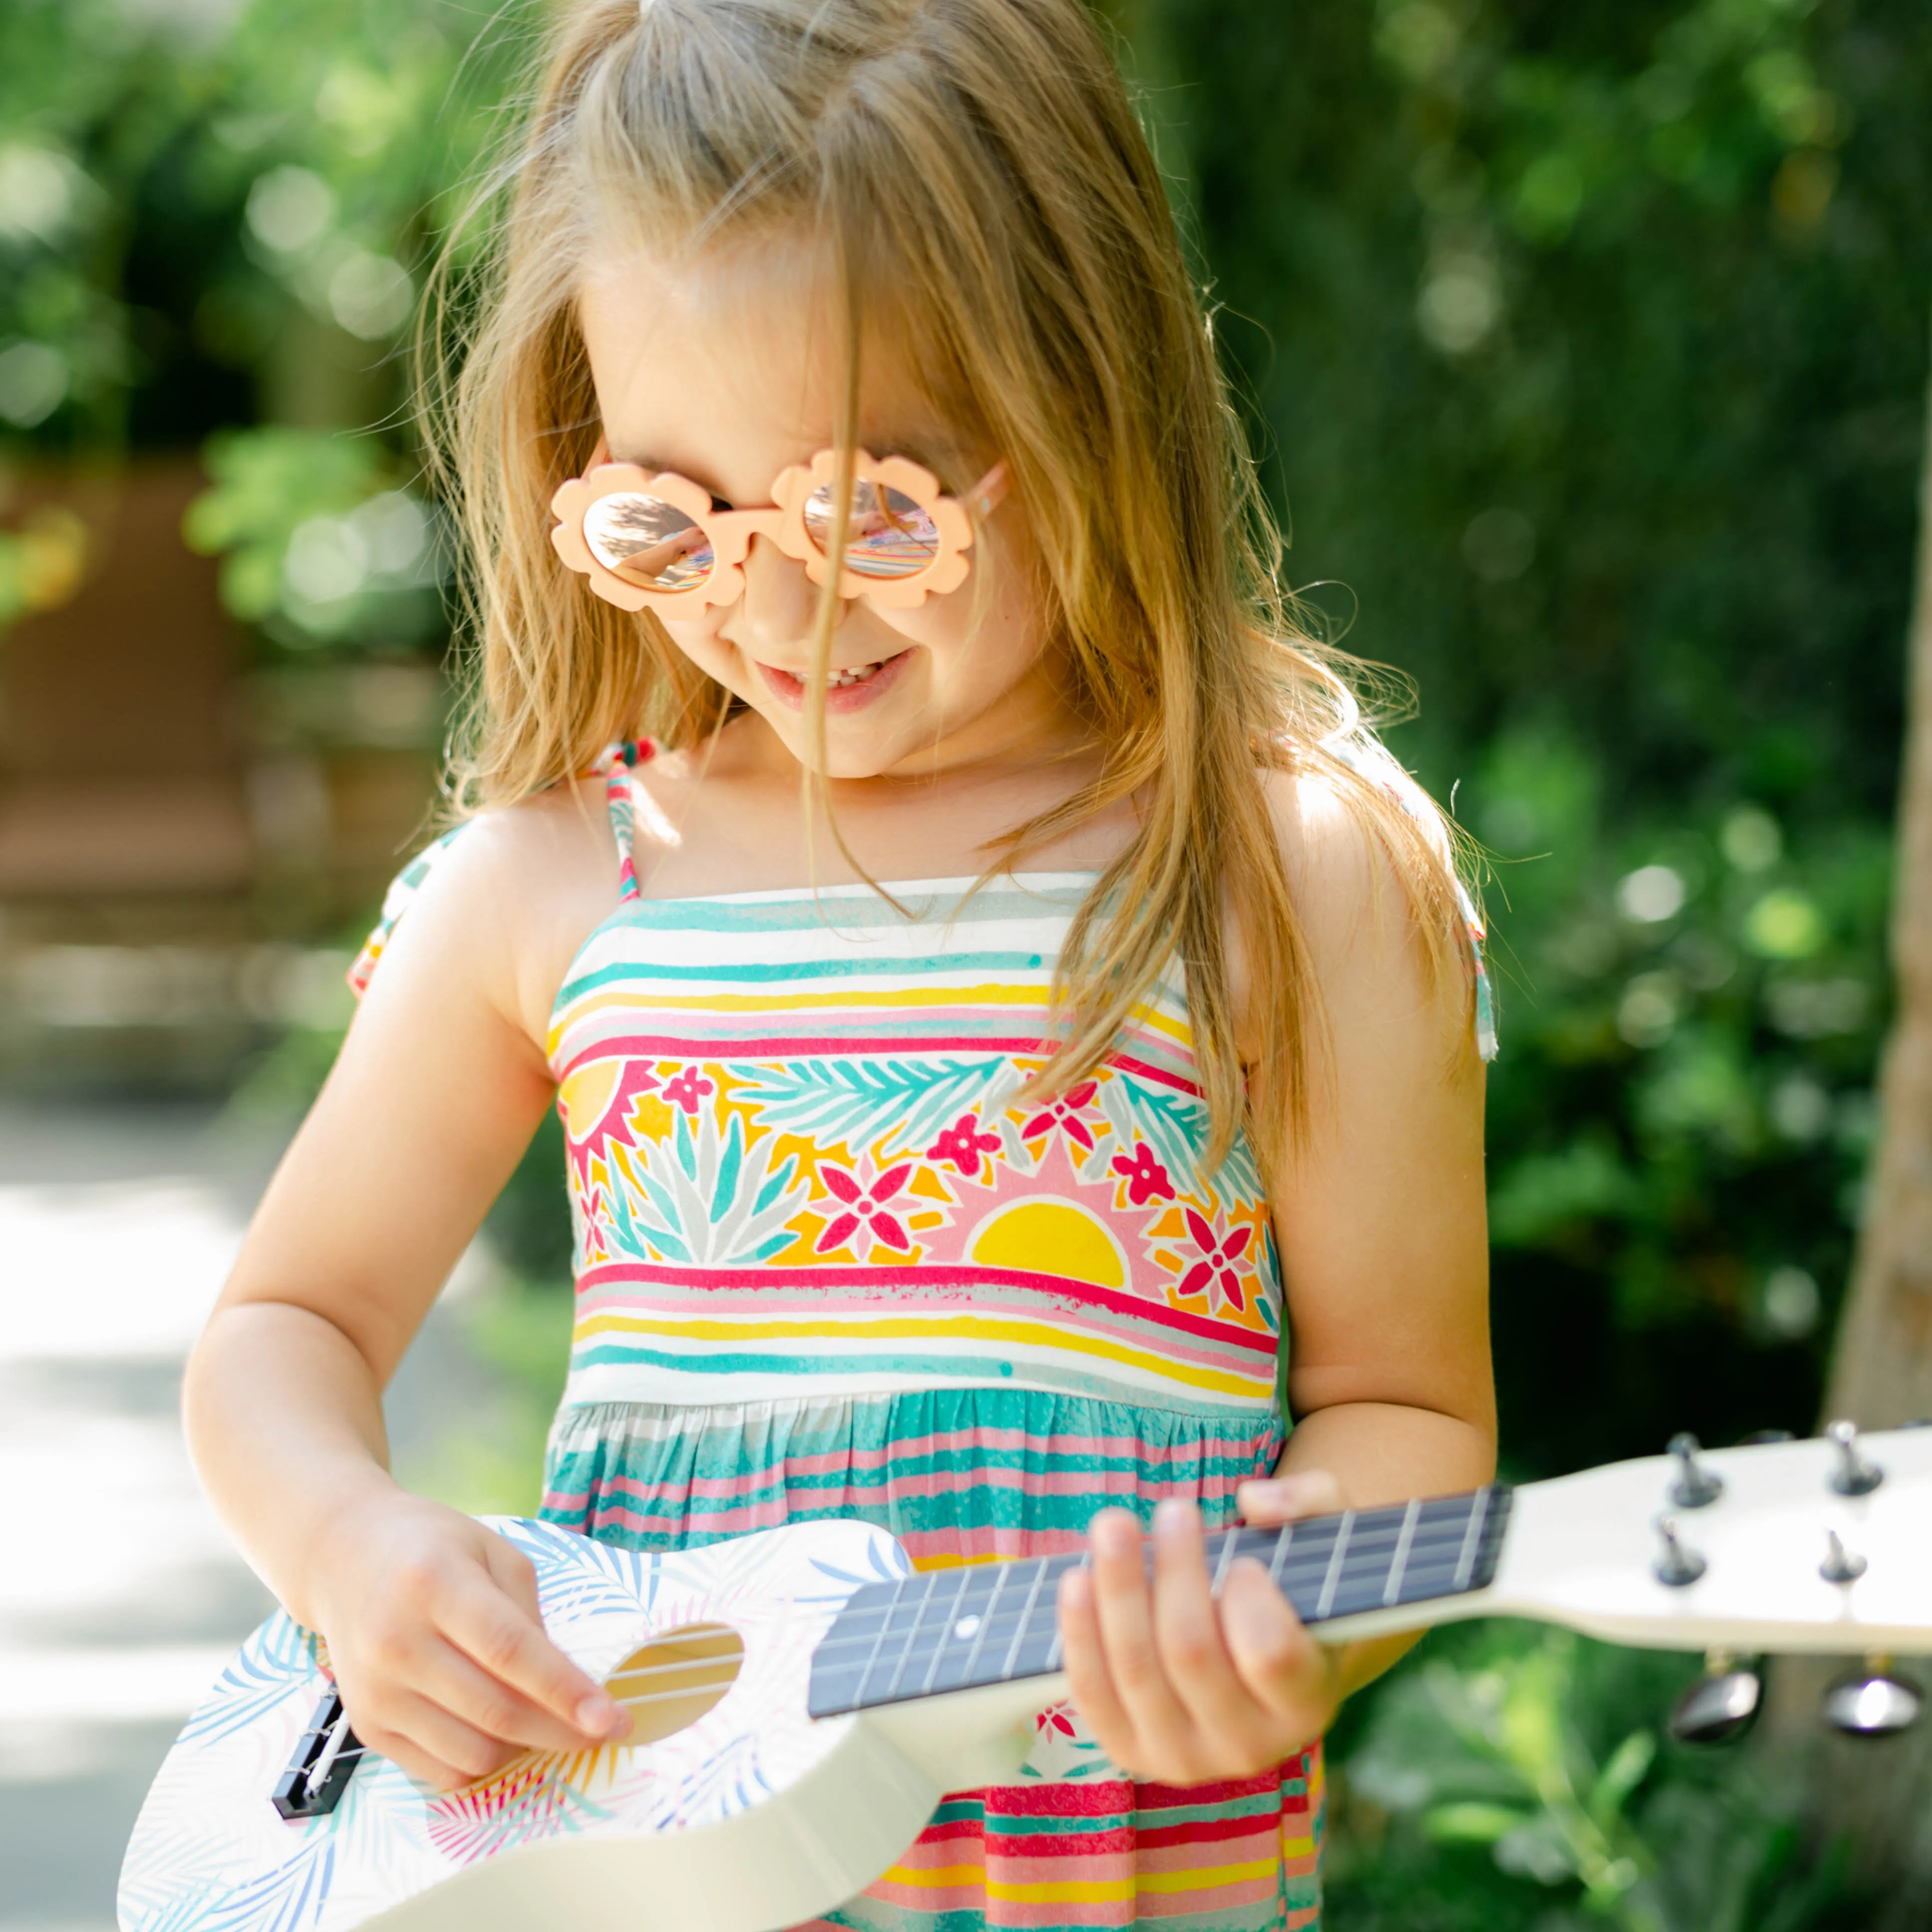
[
  {"x1": 1021, "y1": 1554, "x2": 1085, "y2": 1678},
  {"x1": 1313, "y1": 1510, "x2": 1356, "y2": 1621},
  {"x1": 874, "y1": 1572, "x2": 939, "y2": 1705},
  {"x1": 1451, "y1": 1486, "x2": 1491, "y2": 1593},
  {"x1": 844, "y1": 1581, "x2": 905, "y2": 1712},
  {"x1": 807, "y1": 1486, "x2": 1513, "y2": 1718},
  {"x1": 1266, "y1": 1517, "x2": 1294, "y2": 1585},
  {"x1": 1000, "y1": 1557, "x2": 1051, "y2": 1681},
  {"x1": 918, "y1": 1569, "x2": 981, "y2": 1698},
  {"x1": 959, "y1": 1563, "x2": 1008, "y2": 1686},
  {"x1": 886, "y1": 1571, "x2": 957, "y2": 1703},
  {"x1": 1209, "y1": 1524, "x2": 1240, "y2": 1594}
]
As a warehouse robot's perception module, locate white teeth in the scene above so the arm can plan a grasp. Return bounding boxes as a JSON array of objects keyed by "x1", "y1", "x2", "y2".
[{"x1": 827, "y1": 660, "x2": 884, "y2": 689}]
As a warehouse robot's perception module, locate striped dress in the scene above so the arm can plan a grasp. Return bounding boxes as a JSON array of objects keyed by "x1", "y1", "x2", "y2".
[{"x1": 353, "y1": 737, "x2": 1487, "y2": 1930}]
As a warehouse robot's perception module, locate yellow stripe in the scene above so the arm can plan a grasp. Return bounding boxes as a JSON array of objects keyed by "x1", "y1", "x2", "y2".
[
  {"x1": 877, "y1": 1857, "x2": 1280, "y2": 1904},
  {"x1": 879, "y1": 1864, "x2": 993, "y2": 1889},
  {"x1": 548, "y1": 982, "x2": 1191, "y2": 1054},
  {"x1": 574, "y1": 1310, "x2": 1268, "y2": 1399},
  {"x1": 1121, "y1": 1856, "x2": 1282, "y2": 1898}
]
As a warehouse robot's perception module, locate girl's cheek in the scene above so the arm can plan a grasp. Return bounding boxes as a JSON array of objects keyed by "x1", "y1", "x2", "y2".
[{"x1": 659, "y1": 616, "x2": 745, "y2": 685}]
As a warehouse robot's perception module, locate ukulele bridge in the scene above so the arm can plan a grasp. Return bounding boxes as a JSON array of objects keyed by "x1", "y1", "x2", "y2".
[{"x1": 271, "y1": 1687, "x2": 366, "y2": 1821}]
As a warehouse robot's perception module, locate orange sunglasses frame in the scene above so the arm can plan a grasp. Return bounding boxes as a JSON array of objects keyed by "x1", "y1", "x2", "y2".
[{"x1": 549, "y1": 440, "x2": 1009, "y2": 613}]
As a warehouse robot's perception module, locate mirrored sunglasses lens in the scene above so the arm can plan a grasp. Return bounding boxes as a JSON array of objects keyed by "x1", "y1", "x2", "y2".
[
  {"x1": 583, "y1": 493, "x2": 715, "y2": 591},
  {"x1": 803, "y1": 480, "x2": 941, "y2": 579}
]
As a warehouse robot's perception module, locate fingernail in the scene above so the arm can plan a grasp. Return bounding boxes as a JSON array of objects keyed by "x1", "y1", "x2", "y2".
[
  {"x1": 1153, "y1": 1497, "x2": 1196, "y2": 1534},
  {"x1": 578, "y1": 1693, "x2": 624, "y2": 1735}
]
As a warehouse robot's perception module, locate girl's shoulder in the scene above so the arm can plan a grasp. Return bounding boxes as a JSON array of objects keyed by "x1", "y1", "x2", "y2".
[
  {"x1": 1261, "y1": 753, "x2": 1495, "y2": 1064},
  {"x1": 346, "y1": 743, "x2": 640, "y2": 1039}
]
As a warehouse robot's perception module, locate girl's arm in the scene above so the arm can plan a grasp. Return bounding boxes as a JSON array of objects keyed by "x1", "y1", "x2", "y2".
[
  {"x1": 183, "y1": 794, "x2": 635, "y2": 1790},
  {"x1": 1056, "y1": 776, "x2": 1495, "y2": 1782}
]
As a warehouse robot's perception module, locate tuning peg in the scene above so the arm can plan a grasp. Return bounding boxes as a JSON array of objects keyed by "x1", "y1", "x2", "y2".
[
  {"x1": 1825, "y1": 1420, "x2": 1885, "y2": 1496},
  {"x1": 1821, "y1": 1662, "x2": 1922, "y2": 1737},
  {"x1": 1652, "y1": 1514, "x2": 1706, "y2": 1587},
  {"x1": 1820, "y1": 1529, "x2": 1868, "y2": 1585},
  {"x1": 1667, "y1": 1432, "x2": 1724, "y2": 1507},
  {"x1": 1669, "y1": 1652, "x2": 1763, "y2": 1745}
]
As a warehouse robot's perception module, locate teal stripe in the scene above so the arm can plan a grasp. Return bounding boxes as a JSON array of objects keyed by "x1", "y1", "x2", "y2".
[
  {"x1": 1131, "y1": 1791, "x2": 1287, "y2": 1829},
  {"x1": 542, "y1": 1387, "x2": 1283, "y2": 1551},
  {"x1": 600, "y1": 884, "x2": 1095, "y2": 935},
  {"x1": 566, "y1": 1343, "x2": 1264, "y2": 1412},
  {"x1": 558, "y1": 947, "x2": 1056, "y2": 1001}
]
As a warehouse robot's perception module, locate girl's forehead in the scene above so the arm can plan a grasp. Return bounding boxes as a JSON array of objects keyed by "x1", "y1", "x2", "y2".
[{"x1": 577, "y1": 240, "x2": 959, "y2": 484}]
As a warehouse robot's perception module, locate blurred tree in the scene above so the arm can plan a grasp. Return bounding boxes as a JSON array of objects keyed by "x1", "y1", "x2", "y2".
[
  {"x1": 1827, "y1": 329, "x2": 1932, "y2": 1444},
  {"x1": 1768, "y1": 315, "x2": 1932, "y2": 1928},
  {"x1": 1099, "y1": 0, "x2": 1931, "y2": 1476}
]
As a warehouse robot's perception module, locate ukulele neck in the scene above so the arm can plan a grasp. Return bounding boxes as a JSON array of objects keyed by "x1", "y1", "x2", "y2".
[{"x1": 807, "y1": 1484, "x2": 1513, "y2": 1719}]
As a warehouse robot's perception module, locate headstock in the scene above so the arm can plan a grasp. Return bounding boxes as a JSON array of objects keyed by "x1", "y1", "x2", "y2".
[{"x1": 1481, "y1": 1422, "x2": 1932, "y2": 1743}]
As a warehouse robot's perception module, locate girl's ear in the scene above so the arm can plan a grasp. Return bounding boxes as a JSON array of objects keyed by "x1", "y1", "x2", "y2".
[{"x1": 972, "y1": 463, "x2": 1010, "y2": 520}]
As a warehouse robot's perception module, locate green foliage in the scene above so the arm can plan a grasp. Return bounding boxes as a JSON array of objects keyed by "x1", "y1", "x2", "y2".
[
  {"x1": 1110, "y1": 0, "x2": 1930, "y2": 1469},
  {"x1": 1331, "y1": 1628, "x2": 1851, "y2": 1931},
  {"x1": 0, "y1": 0, "x2": 536, "y2": 646},
  {"x1": 1468, "y1": 723, "x2": 1889, "y2": 1465},
  {"x1": 183, "y1": 426, "x2": 447, "y2": 648}
]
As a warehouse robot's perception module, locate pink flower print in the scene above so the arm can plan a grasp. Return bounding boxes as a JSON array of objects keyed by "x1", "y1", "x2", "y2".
[
  {"x1": 1111, "y1": 1143, "x2": 1173, "y2": 1206},
  {"x1": 663, "y1": 1067, "x2": 715, "y2": 1116},
  {"x1": 814, "y1": 1161, "x2": 916, "y2": 1257},
  {"x1": 1019, "y1": 1080, "x2": 1099, "y2": 1152},
  {"x1": 1177, "y1": 1208, "x2": 1254, "y2": 1313},
  {"x1": 1035, "y1": 1703, "x2": 1078, "y2": 1737},
  {"x1": 927, "y1": 1112, "x2": 1001, "y2": 1179}
]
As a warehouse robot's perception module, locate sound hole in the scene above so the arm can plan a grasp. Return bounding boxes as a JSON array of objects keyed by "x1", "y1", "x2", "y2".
[{"x1": 605, "y1": 1623, "x2": 745, "y2": 1744}]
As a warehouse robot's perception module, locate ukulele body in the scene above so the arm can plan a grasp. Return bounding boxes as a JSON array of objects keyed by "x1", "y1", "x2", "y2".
[{"x1": 118, "y1": 1516, "x2": 1050, "y2": 1932}]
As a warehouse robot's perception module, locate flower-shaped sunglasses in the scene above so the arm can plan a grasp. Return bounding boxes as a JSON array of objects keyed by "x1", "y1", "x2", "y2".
[{"x1": 550, "y1": 440, "x2": 1009, "y2": 613}]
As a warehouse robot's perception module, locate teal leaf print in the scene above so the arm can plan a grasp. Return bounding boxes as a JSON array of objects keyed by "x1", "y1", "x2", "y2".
[
  {"x1": 608, "y1": 1109, "x2": 809, "y2": 1265},
  {"x1": 1103, "y1": 1073, "x2": 1262, "y2": 1209},
  {"x1": 725, "y1": 1057, "x2": 1018, "y2": 1158}
]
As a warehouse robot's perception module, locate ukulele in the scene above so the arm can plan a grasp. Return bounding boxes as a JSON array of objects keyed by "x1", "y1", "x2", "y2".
[{"x1": 119, "y1": 1424, "x2": 1932, "y2": 1932}]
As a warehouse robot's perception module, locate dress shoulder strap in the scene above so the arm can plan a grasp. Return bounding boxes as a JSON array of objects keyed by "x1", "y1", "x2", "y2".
[
  {"x1": 345, "y1": 821, "x2": 468, "y2": 998},
  {"x1": 602, "y1": 737, "x2": 657, "y2": 904},
  {"x1": 347, "y1": 737, "x2": 659, "y2": 998}
]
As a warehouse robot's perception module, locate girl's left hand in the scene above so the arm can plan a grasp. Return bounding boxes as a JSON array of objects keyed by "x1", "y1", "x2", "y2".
[{"x1": 1055, "y1": 1471, "x2": 1347, "y2": 1785}]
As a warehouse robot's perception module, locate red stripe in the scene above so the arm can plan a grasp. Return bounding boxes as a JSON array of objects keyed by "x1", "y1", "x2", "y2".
[
  {"x1": 1129, "y1": 1774, "x2": 1285, "y2": 1808},
  {"x1": 552, "y1": 1035, "x2": 1203, "y2": 1094},
  {"x1": 978, "y1": 1827, "x2": 1145, "y2": 1858},
  {"x1": 575, "y1": 1263, "x2": 1277, "y2": 1357},
  {"x1": 1131, "y1": 1812, "x2": 1284, "y2": 1851}
]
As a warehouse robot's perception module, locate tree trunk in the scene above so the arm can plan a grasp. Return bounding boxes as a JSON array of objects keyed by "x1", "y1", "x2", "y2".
[
  {"x1": 1826, "y1": 328, "x2": 1932, "y2": 1431},
  {"x1": 1765, "y1": 317, "x2": 1932, "y2": 1924}
]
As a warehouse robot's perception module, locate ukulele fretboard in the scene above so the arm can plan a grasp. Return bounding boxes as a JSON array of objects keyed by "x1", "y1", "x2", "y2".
[{"x1": 806, "y1": 1484, "x2": 1512, "y2": 1719}]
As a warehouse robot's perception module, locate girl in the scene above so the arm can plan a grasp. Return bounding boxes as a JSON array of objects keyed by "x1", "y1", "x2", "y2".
[{"x1": 183, "y1": 1, "x2": 1496, "y2": 1926}]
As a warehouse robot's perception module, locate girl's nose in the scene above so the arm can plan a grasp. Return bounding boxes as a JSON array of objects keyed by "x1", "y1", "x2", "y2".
[{"x1": 736, "y1": 530, "x2": 839, "y2": 655}]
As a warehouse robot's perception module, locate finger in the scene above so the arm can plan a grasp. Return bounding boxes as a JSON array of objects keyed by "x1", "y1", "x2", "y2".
[
  {"x1": 1056, "y1": 1566, "x2": 1140, "y2": 1771},
  {"x1": 1087, "y1": 1507, "x2": 1191, "y2": 1765},
  {"x1": 1149, "y1": 1499, "x2": 1276, "y2": 1764},
  {"x1": 364, "y1": 1684, "x2": 525, "y2": 1792},
  {"x1": 482, "y1": 1534, "x2": 545, "y2": 1625},
  {"x1": 1235, "y1": 1470, "x2": 1346, "y2": 1527},
  {"x1": 436, "y1": 1566, "x2": 629, "y2": 1742},
  {"x1": 404, "y1": 1630, "x2": 619, "y2": 1757},
  {"x1": 1218, "y1": 1556, "x2": 1330, "y2": 1729}
]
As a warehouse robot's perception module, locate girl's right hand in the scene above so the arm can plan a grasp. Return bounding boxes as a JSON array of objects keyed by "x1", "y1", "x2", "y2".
[{"x1": 305, "y1": 1487, "x2": 633, "y2": 1791}]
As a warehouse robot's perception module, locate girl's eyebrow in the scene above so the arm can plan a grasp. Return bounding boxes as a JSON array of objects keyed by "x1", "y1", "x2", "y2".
[{"x1": 610, "y1": 434, "x2": 966, "y2": 496}]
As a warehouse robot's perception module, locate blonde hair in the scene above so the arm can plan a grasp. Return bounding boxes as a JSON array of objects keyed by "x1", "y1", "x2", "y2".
[{"x1": 424, "y1": 0, "x2": 1479, "y2": 1173}]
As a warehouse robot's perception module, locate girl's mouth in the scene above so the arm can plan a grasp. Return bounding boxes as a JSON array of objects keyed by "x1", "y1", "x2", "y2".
[{"x1": 756, "y1": 648, "x2": 913, "y2": 714}]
